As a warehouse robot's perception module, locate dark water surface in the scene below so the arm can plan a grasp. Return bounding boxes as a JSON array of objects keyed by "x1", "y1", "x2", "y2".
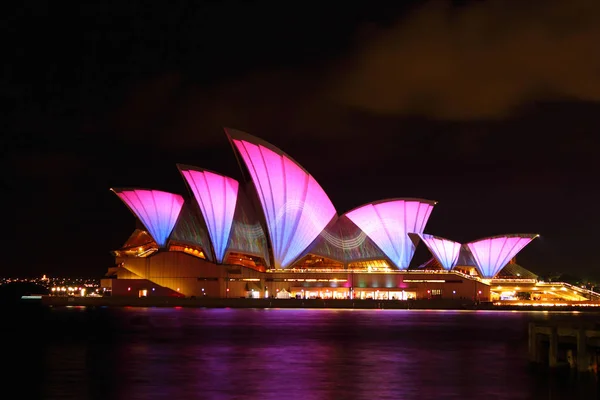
[{"x1": 6, "y1": 306, "x2": 600, "y2": 399}]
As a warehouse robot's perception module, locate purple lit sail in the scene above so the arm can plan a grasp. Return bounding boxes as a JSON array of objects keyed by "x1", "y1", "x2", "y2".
[
  {"x1": 345, "y1": 199, "x2": 435, "y2": 269},
  {"x1": 417, "y1": 234, "x2": 461, "y2": 271},
  {"x1": 180, "y1": 168, "x2": 239, "y2": 263},
  {"x1": 113, "y1": 189, "x2": 184, "y2": 247},
  {"x1": 229, "y1": 131, "x2": 336, "y2": 268},
  {"x1": 466, "y1": 234, "x2": 539, "y2": 278}
]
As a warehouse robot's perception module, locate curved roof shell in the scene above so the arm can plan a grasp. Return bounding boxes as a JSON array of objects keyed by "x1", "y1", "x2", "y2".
[
  {"x1": 227, "y1": 128, "x2": 337, "y2": 268},
  {"x1": 466, "y1": 234, "x2": 539, "y2": 278},
  {"x1": 112, "y1": 188, "x2": 184, "y2": 247},
  {"x1": 413, "y1": 233, "x2": 461, "y2": 271},
  {"x1": 345, "y1": 198, "x2": 436, "y2": 269},
  {"x1": 179, "y1": 165, "x2": 239, "y2": 263}
]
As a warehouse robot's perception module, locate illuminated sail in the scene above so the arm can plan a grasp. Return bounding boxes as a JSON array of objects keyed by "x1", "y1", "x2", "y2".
[
  {"x1": 466, "y1": 234, "x2": 539, "y2": 278},
  {"x1": 228, "y1": 129, "x2": 336, "y2": 268},
  {"x1": 345, "y1": 199, "x2": 435, "y2": 269},
  {"x1": 180, "y1": 167, "x2": 238, "y2": 263},
  {"x1": 112, "y1": 189, "x2": 184, "y2": 247},
  {"x1": 416, "y1": 233, "x2": 461, "y2": 270}
]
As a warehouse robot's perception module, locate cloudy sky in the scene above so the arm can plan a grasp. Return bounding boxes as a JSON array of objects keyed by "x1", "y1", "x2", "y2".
[{"x1": 4, "y1": 0, "x2": 600, "y2": 278}]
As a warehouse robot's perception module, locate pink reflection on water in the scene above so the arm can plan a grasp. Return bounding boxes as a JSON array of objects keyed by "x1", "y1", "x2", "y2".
[{"x1": 99, "y1": 308, "x2": 543, "y2": 400}]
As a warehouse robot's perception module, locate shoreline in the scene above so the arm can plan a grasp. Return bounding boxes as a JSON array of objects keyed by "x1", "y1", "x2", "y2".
[{"x1": 30, "y1": 296, "x2": 600, "y2": 311}]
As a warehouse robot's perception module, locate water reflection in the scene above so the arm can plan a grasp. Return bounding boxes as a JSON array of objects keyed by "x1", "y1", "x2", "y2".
[{"x1": 30, "y1": 308, "x2": 600, "y2": 399}]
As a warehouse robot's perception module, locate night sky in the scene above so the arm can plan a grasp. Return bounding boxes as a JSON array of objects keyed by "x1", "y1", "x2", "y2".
[{"x1": 4, "y1": 1, "x2": 600, "y2": 278}]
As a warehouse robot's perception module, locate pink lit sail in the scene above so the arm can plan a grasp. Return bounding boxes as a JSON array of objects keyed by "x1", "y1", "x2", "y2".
[
  {"x1": 230, "y1": 132, "x2": 336, "y2": 268},
  {"x1": 466, "y1": 234, "x2": 539, "y2": 278},
  {"x1": 180, "y1": 168, "x2": 239, "y2": 264},
  {"x1": 113, "y1": 189, "x2": 184, "y2": 247},
  {"x1": 417, "y1": 234, "x2": 461, "y2": 271},
  {"x1": 345, "y1": 199, "x2": 435, "y2": 269}
]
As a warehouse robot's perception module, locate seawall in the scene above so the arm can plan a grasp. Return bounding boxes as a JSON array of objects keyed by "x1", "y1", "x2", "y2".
[
  {"x1": 34, "y1": 296, "x2": 600, "y2": 311},
  {"x1": 41, "y1": 296, "x2": 485, "y2": 309}
]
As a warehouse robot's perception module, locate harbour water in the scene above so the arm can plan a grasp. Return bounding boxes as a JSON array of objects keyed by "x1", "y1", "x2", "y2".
[{"x1": 6, "y1": 306, "x2": 600, "y2": 399}]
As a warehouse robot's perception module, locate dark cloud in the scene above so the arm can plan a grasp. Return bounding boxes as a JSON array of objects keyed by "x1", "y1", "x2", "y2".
[
  {"x1": 330, "y1": 0, "x2": 600, "y2": 119},
  {"x1": 107, "y1": 67, "x2": 349, "y2": 151},
  {"x1": 100, "y1": 0, "x2": 600, "y2": 158}
]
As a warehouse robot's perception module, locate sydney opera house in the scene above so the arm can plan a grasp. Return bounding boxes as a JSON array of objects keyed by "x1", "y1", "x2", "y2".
[{"x1": 101, "y1": 129, "x2": 595, "y2": 303}]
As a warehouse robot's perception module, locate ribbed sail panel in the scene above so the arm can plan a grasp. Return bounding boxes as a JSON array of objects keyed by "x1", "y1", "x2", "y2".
[
  {"x1": 456, "y1": 245, "x2": 478, "y2": 267},
  {"x1": 417, "y1": 234, "x2": 461, "y2": 270},
  {"x1": 170, "y1": 201, "x2": 214, "y2": 262},
  {"x1": 302, "y1": 220, "x2": 347, "y2": 263},
  {"x1": 180, "y1": 169, "x2": 238, "y2": 263},
  {"x1": 466, "y1": 234, "x2": 538, "y2": 278},
  {"x1": 303, "y1": 216, "x2": 387, "y2": 264},
  {"x1": 232, "y1": 138, "x2": 336, "y2": 268},
  {"x1": 226, "y1": 189, "x2": 271, "y2": 265},
  {"x1": 113, "y1": 189, "x2": 184, "y2": 247},
  {"x1": 345, "y1": 199, "x2": 435, "y2": 269}
]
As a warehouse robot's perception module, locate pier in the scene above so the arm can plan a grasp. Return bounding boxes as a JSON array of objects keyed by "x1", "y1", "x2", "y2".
[{"x1": 528, "y1": 321, "x2": 600, "y2": 372}]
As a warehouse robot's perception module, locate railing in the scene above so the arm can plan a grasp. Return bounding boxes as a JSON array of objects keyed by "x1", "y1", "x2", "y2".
[
  {"x1": 265, "y1": 268, "x2": 481, "y2": 281},
  {"x1": 490, "y1": 278, "x2": 537, "y2": 284},
  {"x1": 560, "y1": 282, "x2": 600, "y2": 300}
]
